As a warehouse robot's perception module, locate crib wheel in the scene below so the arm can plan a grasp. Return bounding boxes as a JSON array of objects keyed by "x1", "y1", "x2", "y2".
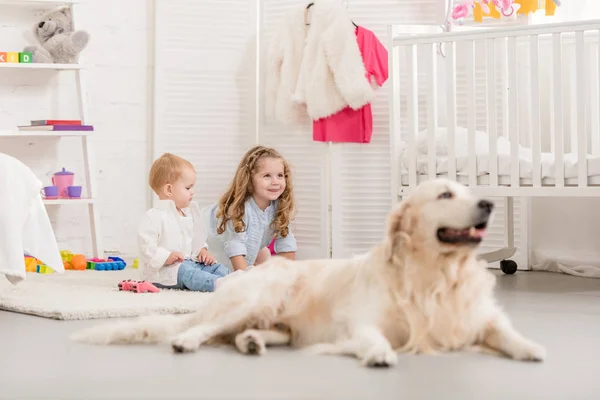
[{"x1": 500, "y1": 260, "x2": 518, "y2": 275}]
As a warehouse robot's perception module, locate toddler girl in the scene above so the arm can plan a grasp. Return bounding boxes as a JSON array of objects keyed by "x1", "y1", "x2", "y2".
[{"x1": 205, "y1": 145, "x2": 297, "y2": 271}]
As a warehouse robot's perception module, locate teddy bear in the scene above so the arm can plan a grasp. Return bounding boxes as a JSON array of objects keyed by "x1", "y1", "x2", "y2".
[{"x1": 23, "y1": 6, "x2": 90, "y2": 64}]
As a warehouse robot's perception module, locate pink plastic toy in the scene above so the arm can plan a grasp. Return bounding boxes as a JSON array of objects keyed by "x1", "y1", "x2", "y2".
[
  {"x1": 131, "y1": 281, "x2": 160, "y2": 293},
  {"x1": 52, "y1": 167, "x2": 75, "y2": 198},
  {"x1": 117, "y1": 280, "x2": 160, "y2": 293},
  {"x1": 117, "y1": 279, "x2": 136, "y2": 291}
]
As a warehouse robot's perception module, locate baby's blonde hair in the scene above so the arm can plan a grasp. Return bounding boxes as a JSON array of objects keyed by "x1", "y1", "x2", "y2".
[
  {"x1": 148, "y1": 153, "x2": 194, "y2": 194},
  {"x1": 216, "y1": 145, "x2": 295, "y2": 238}
]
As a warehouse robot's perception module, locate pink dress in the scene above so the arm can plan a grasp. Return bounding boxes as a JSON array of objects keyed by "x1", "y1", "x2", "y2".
[{"x1": 312, "y1": 26, "x2": 389, "y2": 144}]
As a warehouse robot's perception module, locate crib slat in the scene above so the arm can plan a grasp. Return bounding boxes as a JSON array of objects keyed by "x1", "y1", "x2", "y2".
[
  {"x1": 466, "y1": 40, "x2": 477, "y2": 187},
  {"x1": 530, "y1": 35, "x2": 541, "y2": 187},
  {"x1": 486, "y1": 38, "x2": 498, "y2": 187},
  {"x1": 593, "y1": 30, "x2": 600, "y2": 155},
  {"x1": 508, "y1": 36, "x2": 519, "y2": 187},
  {"x1": 427, "y1": 43, "x2": 438, "y2": 181},
  {"x1": 445, "y1": 41, "x2": 457, "y2": 181},
  {"x1": 501, "y1": 38, "x2": 509, "y2": 140},
  {"x1": 576, "y1": 31, "x2": 587, "y2": 187},
  {"x1": 569, "y1": 45, "x2": 578, "y2": 157},
  {"x1": 552, "y1": 33, "x2": 565, "y2": 187},
  {"x1": 592, "y1": 30, "x2": 600, "y2": 155},
  {"x1": 406, "y1": 45, "x2": 419, "y2": 188}
]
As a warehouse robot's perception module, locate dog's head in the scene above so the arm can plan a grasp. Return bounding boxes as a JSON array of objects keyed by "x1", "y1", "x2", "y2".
[{"x1": 385, "y1": 179, "x2": 493, "y2": 260}]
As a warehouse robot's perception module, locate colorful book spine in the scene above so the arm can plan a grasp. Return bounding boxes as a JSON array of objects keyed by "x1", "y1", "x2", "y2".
[
  {"x1": 31, "y1": 119, "x2": 82, "y2": 126},
  {"x1": 18, "y1": 125, "x2": 94, "y2": 131}
]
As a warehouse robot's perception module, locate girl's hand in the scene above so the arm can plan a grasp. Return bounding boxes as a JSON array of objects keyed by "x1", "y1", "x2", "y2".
[
  {"x1": 198, "y1": 248, "x2": 216, "y2": 265},
  {"x1": 165, "y1": 251, "x2": 185, "y2": 266}
]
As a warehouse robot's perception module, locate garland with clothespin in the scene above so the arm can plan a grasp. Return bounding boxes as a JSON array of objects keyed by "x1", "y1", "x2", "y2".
[{"x1": 450, "y1": 0, "x2": 561, "y2": 25}]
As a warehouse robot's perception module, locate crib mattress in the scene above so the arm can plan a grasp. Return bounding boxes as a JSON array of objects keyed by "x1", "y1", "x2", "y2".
[{"x1": 399, "y1": 153, "x2": 600, "y2": 187}]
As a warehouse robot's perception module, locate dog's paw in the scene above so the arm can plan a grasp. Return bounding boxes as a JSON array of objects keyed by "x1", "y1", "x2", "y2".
[
  {"x1": 235, "y1": 330, "x2": 266, "y2": 356},
  {"x1": 509, "y1": 339, "x2": 546, "y2": 362},
  {"x1": 171, "y1": 334, "x2": 202, "y2": 353},
  {"x1": 361, "y1": 346, "x2": 398, "y2": 368}
]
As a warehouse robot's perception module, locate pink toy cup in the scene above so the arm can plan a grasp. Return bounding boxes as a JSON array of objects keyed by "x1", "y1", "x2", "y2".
[
  {"x1": 68, "y1": 186, "x2": 82, "y2": 198},
  {"x1": 52, "y1": 167, "x2": 75, "y2": 198}
]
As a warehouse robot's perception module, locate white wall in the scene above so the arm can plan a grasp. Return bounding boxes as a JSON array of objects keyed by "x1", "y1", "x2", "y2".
[{"x1": 0, "y1": 0, "x2": 153, "y2": 259}]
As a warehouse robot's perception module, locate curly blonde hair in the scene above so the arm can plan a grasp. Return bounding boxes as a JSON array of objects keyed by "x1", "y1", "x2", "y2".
[{"x1": 216, "y1": 145, "x2": 295, "y2": 238}]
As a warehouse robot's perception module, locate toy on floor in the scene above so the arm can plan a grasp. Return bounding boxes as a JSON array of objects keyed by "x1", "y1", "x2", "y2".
[
  {"x1": 131, "y1": 258, "x2": 139, "y2": 269},
  {"x1": 60, "y1": 250, "x2": 127, "y2": 271},
  {"x1": 117, "y1": 280, "x2": 160, "y2": 293},
  {"x1": 24, "y1": 255, "x2": 54, "y2": 274},
  {"x1": 87, "y1": 257, "x2": 126, "y2": 271}
]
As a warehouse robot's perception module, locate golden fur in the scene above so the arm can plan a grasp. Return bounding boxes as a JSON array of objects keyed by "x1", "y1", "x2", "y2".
[
  {"x1": 216, "y1": 145, "x2": 294, "y2": 238},
  {"x1": 70, "y1": 179, "x2": 545, "y2": 367}
]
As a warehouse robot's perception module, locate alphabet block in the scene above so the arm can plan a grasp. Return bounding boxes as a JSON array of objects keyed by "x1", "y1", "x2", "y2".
[
  {"x1": 7, "y1": 52, "x2": 19, "y2": 63},
  {"x1": 19, "y1": 52, "x2": 32, "y2": 63},
  {"x1": 0, "y1": 52, "x2": 6, "y2": 63}
]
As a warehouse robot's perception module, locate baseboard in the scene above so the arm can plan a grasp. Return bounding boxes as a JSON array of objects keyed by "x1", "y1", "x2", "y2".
[{"x1": 532, "y1": 248, "x2": 600, "y2": 268}]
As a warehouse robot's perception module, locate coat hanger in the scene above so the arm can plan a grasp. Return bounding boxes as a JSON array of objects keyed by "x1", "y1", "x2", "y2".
[{"x1": 306, "y1": 2, "x2": 358, "y2": 28}]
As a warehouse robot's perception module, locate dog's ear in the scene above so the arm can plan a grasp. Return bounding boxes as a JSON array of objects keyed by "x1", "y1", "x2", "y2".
[{"x1": 384, "y1": 201, "x2": 414, "y2": 262}]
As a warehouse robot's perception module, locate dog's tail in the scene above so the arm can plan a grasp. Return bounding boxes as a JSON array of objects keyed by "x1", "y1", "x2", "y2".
[{"x1": 69, "y1": 313, "x2": 201, "y2": 345}]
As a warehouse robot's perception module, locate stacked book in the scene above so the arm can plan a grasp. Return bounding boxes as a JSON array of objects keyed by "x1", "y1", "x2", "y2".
[{"x1": 18, "y1": 119, "x2": 94, "y2": 131}]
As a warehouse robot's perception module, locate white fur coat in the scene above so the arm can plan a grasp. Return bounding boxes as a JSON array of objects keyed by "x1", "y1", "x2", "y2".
[
  {"x1": 264, "y1": 1, "x2": 375, "y2": 124},
  {"x1": 263, "y1": 7, "x2": 308, "y2": 126}
]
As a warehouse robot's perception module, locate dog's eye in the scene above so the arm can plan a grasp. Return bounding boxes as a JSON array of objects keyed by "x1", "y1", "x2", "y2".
[{"x1": 438, "y1": 191, "x2": 453, "y2": 200}]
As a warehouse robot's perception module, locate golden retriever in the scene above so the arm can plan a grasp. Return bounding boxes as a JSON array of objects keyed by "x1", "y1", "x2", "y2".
[{"x1": 70, "y1": 178, "x2": 545, "y2": 367}]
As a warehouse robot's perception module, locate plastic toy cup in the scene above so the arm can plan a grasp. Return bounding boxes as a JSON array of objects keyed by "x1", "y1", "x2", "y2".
[
  {"x1": 68, "y1": 186, "x2": 82, "y2": 198},
  {"x1": 41, "y1": 185, "x2": 59, "y2": 198}
]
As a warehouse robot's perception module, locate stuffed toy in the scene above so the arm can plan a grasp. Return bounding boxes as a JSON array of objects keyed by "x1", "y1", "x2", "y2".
[{"x1": 23, "y1": 6, "x2": 90, "y2": 64}]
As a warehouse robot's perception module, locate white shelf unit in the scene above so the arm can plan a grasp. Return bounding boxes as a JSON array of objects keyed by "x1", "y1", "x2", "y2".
[
  {"x1": 0, "y1": 0, "x2": 81, "y2": 5},
  {"x1": 0, "y1": 131, "x2": 91, "y2": 137},
  {"x1": 0, "y1": 0, "x2": 102, "y2": 258},
  {"x1": 0, "y1": 63, "x2": 91, "y2": 70}
]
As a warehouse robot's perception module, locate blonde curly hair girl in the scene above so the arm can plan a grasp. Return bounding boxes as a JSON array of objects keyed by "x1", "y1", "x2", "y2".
[{"x1": 216, "y1": 145, "x2": 295, "y2": 238}]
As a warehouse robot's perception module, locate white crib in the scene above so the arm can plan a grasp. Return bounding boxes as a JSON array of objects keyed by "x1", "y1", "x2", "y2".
[{"x1": 388, "y1": 20, "x2": 600, "y2": 274}]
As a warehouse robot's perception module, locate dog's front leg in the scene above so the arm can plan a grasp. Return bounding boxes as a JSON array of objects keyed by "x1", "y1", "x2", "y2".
[
  {"x1": 235, "y1": 328, "x2": 291, "y2": 356},
  {"x1": 171, "y1": 323, "x2": 221, "y2": 353},
  {"x1": 481, "y1": 313, "x2": 546, "y2": 362},
  {"x1": 309, "y1": 325, "x2": 398, "y2": 368}
]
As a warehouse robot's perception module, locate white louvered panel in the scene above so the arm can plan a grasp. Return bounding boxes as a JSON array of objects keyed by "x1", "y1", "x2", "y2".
[
  {"x1": 259, "y1": 0, "x2": 330, "y2": 260},
  {"x1": 332, "y1": 0, "x2": 445, "y2": 258},
  {"x1": 153, "y1": 0, "x2": 257, "y2": 208}
]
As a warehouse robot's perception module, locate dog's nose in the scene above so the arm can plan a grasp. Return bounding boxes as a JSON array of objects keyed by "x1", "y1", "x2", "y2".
[
  {"x1": 478, "y1": 200, "x2": 494, "y2": 214},
  {"x1": 38, "y1": 21, "x2": 45, "y2": 28}
]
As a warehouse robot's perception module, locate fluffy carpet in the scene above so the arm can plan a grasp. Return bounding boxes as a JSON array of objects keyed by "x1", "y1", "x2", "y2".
[{"x1": 0, "y1": 269, "x2": 209, "y2": 320}]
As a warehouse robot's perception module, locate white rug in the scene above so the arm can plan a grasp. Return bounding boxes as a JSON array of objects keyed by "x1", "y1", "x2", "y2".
[{"x1": 0, "y1": 269, "x2": 209, "y2": 320}]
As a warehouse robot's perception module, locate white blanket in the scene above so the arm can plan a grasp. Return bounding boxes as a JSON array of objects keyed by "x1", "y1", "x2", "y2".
[
  {"x1": 0, "y1": 153, "x2": 64, "y2": 284},
  {"x1": 400, "y1": 127, "x2": 600, "y2": 180}
]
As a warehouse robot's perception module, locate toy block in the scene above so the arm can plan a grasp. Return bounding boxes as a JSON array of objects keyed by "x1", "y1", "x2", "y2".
[
  {"x1": 0, "y1": 52, "x2": 6, "y2": 63},
  {"x1": 60, "y1": 250, "x2": 74, "y2": 263},
  {"x1": 38, "y1": 265, "x2": 54, "y2": 274},
  {"x1": 6, "y1": 52, "x2": 19, "y2": 63},
  {"x1": 24, "y1": 257, "x2": 38, "y2": 272},
  {"x1": 132, "y1": 258, "x2": 139, "y2": 269},
  {"x1": 19, "y1": 52, "x2": 32, "y2": 63}
]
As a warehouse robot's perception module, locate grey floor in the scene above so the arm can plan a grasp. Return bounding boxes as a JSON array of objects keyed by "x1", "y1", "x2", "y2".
[{"x1": 1, "y1": 271, "x2": 600, "y2": 400}]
